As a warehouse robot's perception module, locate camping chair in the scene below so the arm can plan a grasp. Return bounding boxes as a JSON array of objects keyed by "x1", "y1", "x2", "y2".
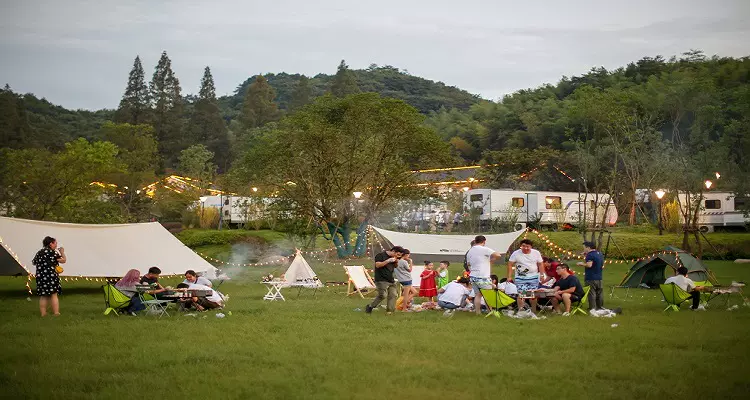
[
  {"x1": 480, "y1": 289, "x2": 516, "y2": 319},
  {"x1": 659, "y1": 283, "x2": 692, "y2": 312},
  {"x1": 102, "y1": 283, "x2": 132, "y2": 316},
  {"x1": 692, "y1": 280, "x2": 714, "y2": 306},
  {"x1": 344, "y1": 265, "x2": 377, "y2": 298},
  {"x1": 570, "y1": 286, "x2": 592, "y2": 316}
]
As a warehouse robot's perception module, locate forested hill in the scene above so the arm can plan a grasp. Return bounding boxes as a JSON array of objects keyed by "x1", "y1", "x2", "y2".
[{"x1": 219, "y1": 65, "x2": 480, "y2": 116}]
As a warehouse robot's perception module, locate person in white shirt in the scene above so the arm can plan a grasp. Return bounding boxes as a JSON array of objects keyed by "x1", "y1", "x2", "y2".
[
  {"x1": 664, "y1": 266, "x2": 704, "y2": 310},
  {"x1": 466, "y1": 235, "x2": 503, "y2": 315},
  {"x1": 183, "y1": 270, "x2": 213, "y2": 287},
  {"x1": 507, "y1": 239, "x2": 544, "y2": 313},
  {"x1": 437, "y1": 277, "x2": 472, "y2": 316},
  {"x1": 176, "y1": 282, "x2": 224, "y2": 311}
]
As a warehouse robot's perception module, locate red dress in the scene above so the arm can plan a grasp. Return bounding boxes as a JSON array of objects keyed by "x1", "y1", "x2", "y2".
[{"x1": 419, "y1": 269, "x2": 438, "y2": 297}]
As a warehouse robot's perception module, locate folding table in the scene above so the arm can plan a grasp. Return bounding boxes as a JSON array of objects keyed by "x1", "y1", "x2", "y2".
[
  {"x1": 136, "y1": 285, "x2": 171, "y2": 318},
  {"x1": 262, "y1": 281, "x2": 286, "y2": 301}
]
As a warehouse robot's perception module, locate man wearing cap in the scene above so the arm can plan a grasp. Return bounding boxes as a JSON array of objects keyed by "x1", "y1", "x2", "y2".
[
  {"x1": 551, "y1": 263, "x2": 585, "y2": 316},
  {"x1": 577, "y1": 241, "x2": 604, "y2": 310}
]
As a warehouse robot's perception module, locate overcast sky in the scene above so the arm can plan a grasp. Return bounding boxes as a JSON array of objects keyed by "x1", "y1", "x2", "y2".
[{"x1": 1, "y1": 0, "x2": 749, "y2": 110}]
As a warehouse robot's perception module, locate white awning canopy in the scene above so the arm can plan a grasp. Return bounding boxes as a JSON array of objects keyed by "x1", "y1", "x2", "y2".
[
  {"x1": 0, "y1": 217, "x2": 217, "y2": 278},
  {"x1": 370, "y1": 226, "x2": 524, "y2": 265}
]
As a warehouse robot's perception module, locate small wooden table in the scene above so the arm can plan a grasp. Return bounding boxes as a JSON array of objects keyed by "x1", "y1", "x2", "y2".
[{"x1": 262, "y1": 281, "x2": 286, "y2": 301}]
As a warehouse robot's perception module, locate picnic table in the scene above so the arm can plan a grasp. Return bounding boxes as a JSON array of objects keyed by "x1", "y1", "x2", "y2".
[
  {"x1": 697, "y1": 285, "x2": 746, "y2": 307},
  {"x1": 262, "y1": 281, "x2": 286, "y2": 301}
]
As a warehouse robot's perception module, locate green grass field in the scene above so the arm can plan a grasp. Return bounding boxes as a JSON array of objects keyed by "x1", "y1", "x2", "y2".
[{"x1": 1, "y1": 258, "x2": 749, "y2": 399}]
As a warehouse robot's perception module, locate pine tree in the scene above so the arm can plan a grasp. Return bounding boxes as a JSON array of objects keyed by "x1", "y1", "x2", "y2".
[
  {"x1": 240, "y1": 75, "x2": 280, "y2": 129},
  {"x1": 189, "y1": 67, "x2": 230, "y2": 170},
  {"x1": 289, "y1": 75, "x2": 312, "y2": 111},
  {"x1": 330, "y1": 60, "x2": 360, "y2": 97},
  {"x1": 149, "y1": 51, "x2": 184, "y2": 168},
  {"x1": 114, "y1": 56, "x2": 151, "y2": 124}
]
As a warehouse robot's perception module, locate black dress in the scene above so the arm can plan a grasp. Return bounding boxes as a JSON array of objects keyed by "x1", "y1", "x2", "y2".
[{"x1": 32, "y1": 248, "x2": 62, "y2": 296}]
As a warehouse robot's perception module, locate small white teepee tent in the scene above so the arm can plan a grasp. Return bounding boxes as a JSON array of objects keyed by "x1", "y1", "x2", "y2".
[{"x1": 282, "y1": 251, "x2": 323, "y2": 288}]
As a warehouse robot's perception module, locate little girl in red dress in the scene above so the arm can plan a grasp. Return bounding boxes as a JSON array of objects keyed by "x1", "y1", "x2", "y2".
[{"x1": 419, "y1": 261, "x2": 438, "y2": 303}]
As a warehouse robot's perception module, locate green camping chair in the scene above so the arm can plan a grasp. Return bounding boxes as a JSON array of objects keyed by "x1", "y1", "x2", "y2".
[
  {"x1": 480, "y1": 289, "x2": 516, "y2": 319},
  {"x1": 659, "y1": 283, "x2": 692, "y2": 312},
  {"x1": 692, "y1": 280, "x2": 714, "y2": 306},
  {"x1": 102, "y1": 283, "x2": 132, "y2": 316},
  {"x1": 570, "y1": 286, "x2": 591, "y2": 316}
]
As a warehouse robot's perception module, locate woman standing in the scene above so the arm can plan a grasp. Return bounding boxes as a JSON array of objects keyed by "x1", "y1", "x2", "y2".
[{"x1": 32, "y1": 236, "x2": 66, "y2": 316}]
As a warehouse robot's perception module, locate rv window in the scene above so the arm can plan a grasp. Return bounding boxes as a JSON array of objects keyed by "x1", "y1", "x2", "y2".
[
  {"x1": 511, "y1": 197, "x2": 524, "y2": 207},
  {"x1": 705, "y1": 199, "x2": 721, "y2": 209},
  {"x1": 545, "y1": 196, "x2": 562, "y2": 209},
  {"x1": 470, "y1": 194, "x2": 483, "y2": 202},
  {"x1": 224, "y1": 210, "x2": 230, "y2": 216},
  {"x1": 735, "y1": 197, "x2": 748, "y2": 211},
  {"x1": 224, "y1": 199, "x2": 230, "y2": 206}
]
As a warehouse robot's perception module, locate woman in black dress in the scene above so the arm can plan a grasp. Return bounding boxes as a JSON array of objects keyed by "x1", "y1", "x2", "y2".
[{"x1": 32, "y1": 236, "x2": 66, "y2": 316}]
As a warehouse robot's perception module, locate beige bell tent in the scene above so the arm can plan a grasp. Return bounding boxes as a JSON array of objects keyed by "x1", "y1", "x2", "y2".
[
  {"x1": 0, "y1": 217, "x2": 217, "y2": 278},
  {"x1": 282, "y1": 251, "x2": 322, "y2": 288}
]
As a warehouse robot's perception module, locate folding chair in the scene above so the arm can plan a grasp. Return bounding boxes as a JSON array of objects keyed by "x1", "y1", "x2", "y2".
[
  {"x1": 659, "y1": 283, "x2": 692, "y2": 312},
  {"x1": 570, "y1": 286, "x2": 592, "y2": 316},
  {"x1": 480, "y1": 289, "x2": 516, "y2": 319},
  {"x1": 102, "y1": 283, "x2": 132, "y2": 316},
  {"x1": 344, "y1": 265, "x2": 377, "y2": 298}
]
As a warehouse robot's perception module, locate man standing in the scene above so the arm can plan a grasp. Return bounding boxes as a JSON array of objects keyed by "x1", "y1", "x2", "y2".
[
  {"x1": 551, "y1": 264, "x2": 585, "y2": 316},
  {"x1": 577, "y1": 241, "x2": 604, "y2": 310},
  {"x1": 466, "y1": 235, "x2": 502, "y2": 315},
  {"x1": 365, "y1": 246, "x2": 404, "y2": 315},
  {"x1": 507, "y1": 239, "x2": 544, "y2": 313}
]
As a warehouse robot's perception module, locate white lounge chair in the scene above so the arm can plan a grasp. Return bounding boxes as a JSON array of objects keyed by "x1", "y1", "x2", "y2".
[{"x1": 344, "y1": 265, "x2": 377, "y2": 298}]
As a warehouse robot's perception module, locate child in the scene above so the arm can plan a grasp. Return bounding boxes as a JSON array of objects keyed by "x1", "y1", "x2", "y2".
[
  {"x1": 436, "y1": 260, "x2": 450, "y2": 290},
  {"x1": 395, "y1": 249, "x2": 416, "y2": 311},
  {"x1": 419, "y1": 261, "x2": 438, "y2": 304}
]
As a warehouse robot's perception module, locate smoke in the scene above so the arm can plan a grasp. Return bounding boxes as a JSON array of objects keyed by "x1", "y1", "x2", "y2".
[{"x1": 216, "y1": 241, "x2": 291, "y2": 284}]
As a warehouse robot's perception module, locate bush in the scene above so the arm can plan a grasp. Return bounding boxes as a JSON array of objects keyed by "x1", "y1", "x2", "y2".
[{"x1": 175, "y1": 229, "x2": 287, "y2": 248}]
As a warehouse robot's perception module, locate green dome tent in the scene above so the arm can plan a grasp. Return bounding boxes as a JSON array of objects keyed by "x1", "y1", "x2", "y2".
[{"x1": 618, "y1": 246, "x2": 718, "y2": 289}]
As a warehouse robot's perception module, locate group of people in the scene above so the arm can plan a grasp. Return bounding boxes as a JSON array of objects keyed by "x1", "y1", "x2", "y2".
[
  {"x1": 365, "y1": 235, "x2": 606, "y2": 317},
  {"x1": 31, "y1": 235, "x2": 223, "y2": 317},
  {"x1": 114, "y1": 268, "x2": 224, "y2": 316}
]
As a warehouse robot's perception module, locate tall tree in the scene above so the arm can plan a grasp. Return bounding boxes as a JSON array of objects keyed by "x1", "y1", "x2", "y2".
[
  {"x1": 189, "y1": 67, "x2": 230, "y2": 170},
  {"x1": 114, "y1": 56, "x2": 151, "y2": 125},
  {"x1": 330, "y1": 60, "x2": 360, "y2": 97},
  {"x1": 240, "y1": 75, "x2": 279, "y2": 129},
  {"x1": 0, "y1": 85, "x2": 32, "y2": 148},
  {"x1": 150, "y1": 51, "x2": 184, "y2": 168},
  {"x1": 289, "y1": 75, "x2": 312, "y2": 111}
]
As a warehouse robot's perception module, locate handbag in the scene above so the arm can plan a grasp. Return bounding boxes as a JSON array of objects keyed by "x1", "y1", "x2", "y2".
[{"x1": 55, "y1": 265, "x2": 64, "y2": 274}]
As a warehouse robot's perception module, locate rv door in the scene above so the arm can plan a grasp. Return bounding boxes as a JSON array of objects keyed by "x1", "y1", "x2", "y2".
[{"x1": 525, "y1": 193, "x2": 539, "y2": 224}]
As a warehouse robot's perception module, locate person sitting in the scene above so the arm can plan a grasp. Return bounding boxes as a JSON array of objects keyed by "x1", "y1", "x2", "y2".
[
  {"x1": 141, "y1": 266, "x2": 169, "y2": 299},
  {"x1": 115, "y1": 269, "x2": 145, "y2": 316},
  {"x1": 550, "y1": 264, "x2": 584, "y2": 316},
  {"x1": 495, "y1": 276, "x2": 518, "y2": 299},
  {"x1": 437, "y1": 277, "x2": 472, "y2": 316},
  {"x1": 183, "y1": 270, "x2": 212, "y2": 287},
  {"x1": 540, "y1": 257, "x2": 560, "y2": 288},
  {"x1": 664, "y1": 266, "x2": 704, "y2": 310},
  {"x1": 175, "y1": 282, "x2": 224, "y2": 311}
]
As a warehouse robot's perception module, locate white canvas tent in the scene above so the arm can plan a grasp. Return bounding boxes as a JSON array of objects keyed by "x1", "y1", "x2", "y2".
[
  {"x1": 371, "y1": 226, "x2": 525, "y2": 265},
  {"x1": 282, "y1": 252, "x2": 322, "y2": 288},
  {"x1": 0, "y1": 217, "x2": 217, "y2": 278}
]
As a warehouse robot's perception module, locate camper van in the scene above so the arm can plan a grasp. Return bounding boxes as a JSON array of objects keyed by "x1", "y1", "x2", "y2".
[
  {"x1": 200, "y1": 195, "x2": 273, "y2": 225},
  {"x1": 463, "y1": 189, "x2": 618, "y2": 230},
  {"x1": 677, "y1": 192, "x2": 749, "y2": 232}
]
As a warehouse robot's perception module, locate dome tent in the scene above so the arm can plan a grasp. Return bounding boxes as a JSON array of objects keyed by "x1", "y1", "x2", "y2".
[{"x1": 619, "y1": 246, "x2": 717, "y2": 289}]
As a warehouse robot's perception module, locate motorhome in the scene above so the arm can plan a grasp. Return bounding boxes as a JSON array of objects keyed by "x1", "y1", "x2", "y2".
[
  {"x1": 464, "y1": 189, "x2": 618, "y2": 230},
  {"x1": 677, "y1": 192, "x2": 749, "y2": 232}
]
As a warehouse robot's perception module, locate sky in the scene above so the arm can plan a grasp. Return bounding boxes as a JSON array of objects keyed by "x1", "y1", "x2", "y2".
[{"x1": 1, "y1": 0, "x2": 749, "y2": 110}]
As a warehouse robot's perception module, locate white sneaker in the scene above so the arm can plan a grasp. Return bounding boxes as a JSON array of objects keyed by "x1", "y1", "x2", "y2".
[
  {"x1": 562, "y1": 311, "x2": 570, "y2": 317},
  {"x1": 697, "y1": 304, "x2": 706, "y2": 311},
  {"x1": 443, "y1": 310, "x2": 454, "y2": 317}
]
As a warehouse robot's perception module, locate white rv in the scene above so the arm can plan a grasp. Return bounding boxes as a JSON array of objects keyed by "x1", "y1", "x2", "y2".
[
  {"x1": 677, "y1": 192, "x2": 749, "y2": 232},
  {"x1": 464, "y1": 189, "x2": 618, "y2": 230},
  {"x1": 200, "y1": 195, "x2": 272, "y2": 224}
]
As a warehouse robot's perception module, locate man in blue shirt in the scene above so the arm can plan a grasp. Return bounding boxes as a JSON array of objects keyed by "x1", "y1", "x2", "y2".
[{"x1": 577, "y1": 241, "x2": 604, "y2": 310}]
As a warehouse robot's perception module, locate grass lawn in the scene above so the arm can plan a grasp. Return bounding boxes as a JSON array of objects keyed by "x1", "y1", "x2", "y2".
[{"x1": 1, "y1": 258, "x2": 749, "y2": 399}]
